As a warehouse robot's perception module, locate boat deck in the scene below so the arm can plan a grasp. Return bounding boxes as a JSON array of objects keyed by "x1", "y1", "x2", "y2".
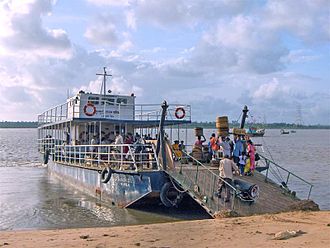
[{"x1": 168, "y1": 162, "x2": 299, "y2": 217}]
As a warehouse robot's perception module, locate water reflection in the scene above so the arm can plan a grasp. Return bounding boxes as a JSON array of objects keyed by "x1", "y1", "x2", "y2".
[{"x1": 0, "y1": 166, "x2": 205, "y2": 231}]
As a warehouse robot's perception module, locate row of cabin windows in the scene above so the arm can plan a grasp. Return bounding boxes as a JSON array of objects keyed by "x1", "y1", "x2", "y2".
[{"x1": 87, "y1": 97, "x2": 128, "y2": 105}]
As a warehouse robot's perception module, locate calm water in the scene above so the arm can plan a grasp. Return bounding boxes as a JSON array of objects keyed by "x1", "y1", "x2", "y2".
[{"x1": 0, "y1": 128, "x2": 329, "y2": 231}]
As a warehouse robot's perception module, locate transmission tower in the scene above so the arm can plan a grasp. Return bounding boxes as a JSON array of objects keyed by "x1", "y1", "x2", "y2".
[{"x1": 295, "y1": 103, "x2": 304, "y2": 126}]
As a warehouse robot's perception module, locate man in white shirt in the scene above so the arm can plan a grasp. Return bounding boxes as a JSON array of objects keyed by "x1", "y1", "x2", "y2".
[
  {"x1": 218, "y1": 155, "x2": 239, "y2": 202},
  {"x1": 115, "y1": 131, "x2": 123, "y2": 144},
  {"x1": 219, "y1": 137, "x2": 231, "y2": 158}
]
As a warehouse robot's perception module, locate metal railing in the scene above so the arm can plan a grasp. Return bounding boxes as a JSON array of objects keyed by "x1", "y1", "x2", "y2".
[
  {"x1": 38, "y1": 137, "x2": 56, "y2": 154},
  {"x1": 38, "y1": 98, "x2": 191, "y2": 125},
  {"x1": 38, "y1": 101, "x2": 70, "y2": 124},
  {"x1": 166, "y1": 150, "x2": 240, "y2": 214},
  {"x1": 258, "y1": 154, "x2": 313, "y2": 199},
  {"x1": 42, "y1": 143, "x2": 160, "y2": 171}
]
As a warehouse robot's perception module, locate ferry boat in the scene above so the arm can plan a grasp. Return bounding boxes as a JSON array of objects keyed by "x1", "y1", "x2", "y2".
[
  {"x1": 280, "y1": 129, "x2": 290, "y2": 135},
  {"x1": 246, "y1": 127, "x2": 265, "y2": 137},
  {"x1": 38, "y1": 68, "x2": 316, "y2": 217}
]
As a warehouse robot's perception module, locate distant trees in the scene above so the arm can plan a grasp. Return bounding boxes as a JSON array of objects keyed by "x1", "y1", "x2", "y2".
[
  {"x1": 0, "y1": 121, "x2": 328, "y2": 129},
  {"x1": 0, "y1": 121, "x2": 38, "y2": 128},
  {"x1": 186, "y1": 121, "x2": 329, "y2": 129}
]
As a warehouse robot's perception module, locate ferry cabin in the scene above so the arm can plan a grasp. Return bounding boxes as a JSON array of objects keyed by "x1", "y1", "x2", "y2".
[{"x1": 38, "y1": 91, "x2": 190, "y2": 148}]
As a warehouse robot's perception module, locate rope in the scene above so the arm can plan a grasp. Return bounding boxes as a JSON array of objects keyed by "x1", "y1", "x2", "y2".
[
  {"x1": 268, "y1": 166, "x2": 284, "y2": 184},
  {"x1": 168, "y1": 173, "x2": 188, "y2": 193},
  {"x1": 261, "y1": 137, "x2": 285, "y2": 182},
  {"x1": 236, "y1": 112, "x2": 242, "y2": 123}
]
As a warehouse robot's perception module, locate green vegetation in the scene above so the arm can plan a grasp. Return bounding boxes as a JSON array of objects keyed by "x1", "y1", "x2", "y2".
[
  {"x1": 0, "y1": 121, "x2": 38, "y2": 128},
  {"x1": 0, "y1": 121, "x2": 329, "y2": 129},
  {"x1": 186, "y1": 121, "x2": 330, "y2": 129}
]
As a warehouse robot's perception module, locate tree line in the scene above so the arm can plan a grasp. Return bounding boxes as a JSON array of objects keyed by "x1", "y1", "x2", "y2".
[{"x1": 0, "y1": 121, "x2": 328, "y2": 129}]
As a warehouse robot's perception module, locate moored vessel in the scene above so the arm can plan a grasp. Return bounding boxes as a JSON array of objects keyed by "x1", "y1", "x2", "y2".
[
  {"x1": 246, "y1": 127, "x2": 265, "y2": 137},
  {"x1": 38, "y1": 69, "x2": 316, "y2": 217}
]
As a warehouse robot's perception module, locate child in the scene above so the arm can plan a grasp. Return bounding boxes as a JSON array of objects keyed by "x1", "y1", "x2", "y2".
[
  {"x1": 238, "y1": 151, "x2": 247, "y2": 176},
  {"x1": 244, "y1": 155, "x2": 251, "y2": 176}
]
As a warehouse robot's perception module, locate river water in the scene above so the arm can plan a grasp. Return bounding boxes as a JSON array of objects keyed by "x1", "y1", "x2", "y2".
[{"x1": 0, "y1": 128, "x2": 329, "y2": 231}]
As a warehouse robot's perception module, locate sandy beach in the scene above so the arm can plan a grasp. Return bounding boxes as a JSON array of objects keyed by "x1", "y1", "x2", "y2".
[{"x1": 0, "y1": 211, "x2": 329, "y2": 248}]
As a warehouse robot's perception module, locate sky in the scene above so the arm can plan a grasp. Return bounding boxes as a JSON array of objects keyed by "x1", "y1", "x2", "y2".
[{"x1": 0, "y1": 0, "x2": 329, "y2": 124}]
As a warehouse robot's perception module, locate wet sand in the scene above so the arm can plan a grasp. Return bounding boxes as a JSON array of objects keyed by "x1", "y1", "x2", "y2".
[{"x1": 0, "y1": 211, "x2": 329, "y2": 248}]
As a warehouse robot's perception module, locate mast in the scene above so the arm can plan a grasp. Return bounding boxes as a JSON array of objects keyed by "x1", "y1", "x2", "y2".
[
  {"x1": 96, "y1": 67, "x2": 112, "y2": 95},
  {"x1": 156, "y1": 100, "x2": 168, "y2": 170},
  {"x1": 240, "y1": 105, "x2": 249, "y2": 128}
]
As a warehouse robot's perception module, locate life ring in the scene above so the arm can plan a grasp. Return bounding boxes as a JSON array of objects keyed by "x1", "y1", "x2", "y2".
[
  {"x1": 160, "y1": 182, "x2": 183, "y2": 207},
  {"x1": 175, "y1": 107, "x2": 185, "y2": 119},
  {"x1": 101, "y1": 167, "x2": 112, "y2": 183},
  {"x1": 84, "y1": 103, "x2": 96, "y2": 116}
]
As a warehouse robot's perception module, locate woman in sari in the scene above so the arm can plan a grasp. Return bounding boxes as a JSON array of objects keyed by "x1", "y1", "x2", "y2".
[{"x1": 247, "y1": 140, "x2": 256, "y2": 174}]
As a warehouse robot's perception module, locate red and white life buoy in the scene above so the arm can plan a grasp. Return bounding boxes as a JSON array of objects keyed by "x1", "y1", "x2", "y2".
[
  {"x1": 84, "y1": 103, "x2": 96, "y2": 116},
  {"x1": 175, "y1": 107, "x2": 185, "y2": 119}
]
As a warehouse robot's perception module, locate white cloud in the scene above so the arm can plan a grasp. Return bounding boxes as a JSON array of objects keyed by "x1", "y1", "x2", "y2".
[
  {"x1": 125, "y1": 10, "x2": 136, "y2": 30},
  {"x1": 283, "y1": 49, "x2": 321, "y2": 64},
  {"x1": 84, "y1": 13, "x2": 119, "y2": 46},
  {"x1": 0, "y1": 0, "x2": 72, "y2": 59},
  {"x1": 262, "y1": 0, "x2": 330, "y2": 43},
  {"x1": 86, "y1": 0, "x2": 132, "y2": 6},
  {"x1": 252, "y1": 78, "x2": 289, "y2": 100},
  {"x1": 0, "y1": 0, "x2": 328, "y2": 125}
]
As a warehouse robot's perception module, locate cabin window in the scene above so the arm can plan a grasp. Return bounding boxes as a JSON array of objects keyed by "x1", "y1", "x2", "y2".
[
  {"x1": 88, "y1": 96, "x2": 99, "y2": 105},
  {"x1": 117, "y1": 98, "x2": 127, "y2": 104}
]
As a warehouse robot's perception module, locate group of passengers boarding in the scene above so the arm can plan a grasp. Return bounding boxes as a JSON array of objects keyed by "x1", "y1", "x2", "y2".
[
  {"x1": 202, "y1": 133, "x2": 257, "y2": 176},
  {"x1": 214, "y1": 135, "x2": 257, "y2": 201},
  {"x1": 172, "y1": 140, "x2": 186, "y2": 159}
]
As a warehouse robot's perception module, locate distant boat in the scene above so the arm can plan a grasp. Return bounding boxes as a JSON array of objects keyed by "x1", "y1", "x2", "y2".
[
  {"x1": 246, "y1": 127, "x2": 265, "y2": 137},
  {"x1": 280, "y1": 129, "x2": 290, "y2": 134},
  {"x1": 290, "y1": 130, "x2": 297, "y2": 133}
]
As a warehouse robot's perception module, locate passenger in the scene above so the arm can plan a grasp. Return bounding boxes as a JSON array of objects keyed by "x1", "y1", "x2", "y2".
[
  {"x1": 172, "y1": 140, "x2": 182, "y2": 159},
  {"x1": 233, "y1": 135, "x2": 243, "y2": 165},
  {"x1": 219, "y1": 137, "x2": 231, "y2": 158},
  {"x1": 115, "y1": 131, "x2": 123, "y2": 145},
  {"x1": 134, "y1": 132, "x2": 139, "y2": 142},
  {"x1": 247, "y1": 140, "x2": 256, "y2": 175},
  {"x1": 238, "y1": 151, "x2": 247, "y2": 176},
  {"x1": 133, "y1": 134, "x2": 143, "y2": 153},
  {"x1": 124, "y1": 133, "x2": 134, "y2": 159},
  {"x1": 217, "y1": 155, "x2": 239, "y2": 202},
  {"x1": 194, "y1": 135, "x2": 206, "y2": 147},
  {"x1": 108, "y1": 131, "x2": 115, "y2": 143},
  {"x1": 244, "y1": 155, "x2": 251, "y2": 175},
  {"x1": 90, "y1": 135, "x2": 98, "y2": 159},
  {"x1": 179, "y1": 140, "x2": 186, "y2": 152},
  {"x1": 210, "y1": 133, "x2": 219, "y2": 160},
  {"x1": 228, "y1": 137, "x2": 234, "y2": 157}
]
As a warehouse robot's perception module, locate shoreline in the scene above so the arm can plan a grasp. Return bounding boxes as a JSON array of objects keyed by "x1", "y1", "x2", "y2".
[{"x1": 1, "y1": 211, "x2": 329, "y2": 248}]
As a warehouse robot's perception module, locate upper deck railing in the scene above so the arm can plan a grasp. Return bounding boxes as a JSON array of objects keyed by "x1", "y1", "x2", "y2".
[{"x1": 38, "y1": 98, "x2": 191, "y2": 125}]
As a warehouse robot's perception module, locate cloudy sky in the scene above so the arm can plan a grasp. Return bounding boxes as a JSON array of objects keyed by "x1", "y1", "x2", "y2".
[{"x1": 0, "y1": 0, "x2": 329, "y2": 124}]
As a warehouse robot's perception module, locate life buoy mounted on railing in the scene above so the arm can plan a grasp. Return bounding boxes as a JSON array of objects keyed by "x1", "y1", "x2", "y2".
[
  {"x1": 175, "y1": 107, "x2": 185, "y2": 119},
  {"x1": 84, "y1": 103, "x2": 96, "y2": 116}
]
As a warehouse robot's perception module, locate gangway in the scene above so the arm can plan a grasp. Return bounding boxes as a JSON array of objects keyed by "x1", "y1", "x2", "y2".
[{"x1": 163, "y1": 150, "x2": 314, "y2": 218}]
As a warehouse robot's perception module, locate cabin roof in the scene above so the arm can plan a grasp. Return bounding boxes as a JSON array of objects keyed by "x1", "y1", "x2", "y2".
[{"x1": 38, "y1": 118, "x2": 191, "y2": 128}]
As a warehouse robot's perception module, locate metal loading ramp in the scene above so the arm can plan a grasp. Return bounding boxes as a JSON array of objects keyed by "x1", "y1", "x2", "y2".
[{"x1": 164, "y1": 152, "x2": 312, "y2": 218}]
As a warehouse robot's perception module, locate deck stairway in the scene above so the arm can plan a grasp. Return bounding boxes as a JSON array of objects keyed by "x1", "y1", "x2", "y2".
[{"x1": 165, "y1": 152, "x2": 313, "y2": 217}]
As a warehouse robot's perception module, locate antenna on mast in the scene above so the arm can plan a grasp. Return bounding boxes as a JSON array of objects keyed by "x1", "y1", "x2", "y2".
[{"x1": 96, "y1": 67, "x2": 112, "y2": 95}]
